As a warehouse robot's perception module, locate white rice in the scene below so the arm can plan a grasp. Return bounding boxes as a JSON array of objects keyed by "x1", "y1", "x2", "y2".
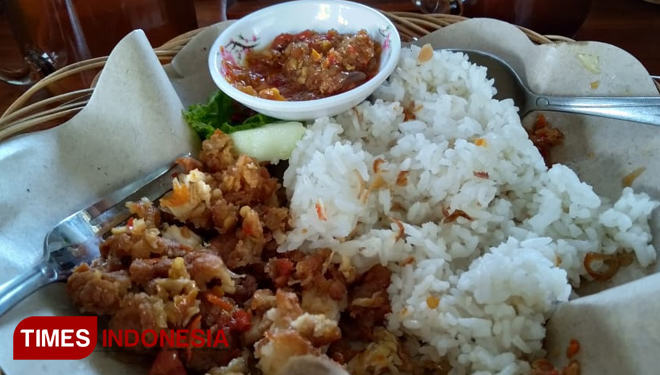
[{"x1": 281, "y1": 46, "x2": 659, "y2": 374}]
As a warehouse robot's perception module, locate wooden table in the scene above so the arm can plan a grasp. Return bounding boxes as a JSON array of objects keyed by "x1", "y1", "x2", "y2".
[{"x1": 1, "y1": 0, "x2": 659, "y2": 116}]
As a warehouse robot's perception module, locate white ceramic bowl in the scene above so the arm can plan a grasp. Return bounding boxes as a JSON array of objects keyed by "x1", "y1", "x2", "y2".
[{"x1": 208, "y1": 0, "x2": 401, "y2": 121}]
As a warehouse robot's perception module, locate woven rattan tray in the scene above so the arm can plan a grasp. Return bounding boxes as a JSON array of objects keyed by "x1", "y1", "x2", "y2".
[{"x1": 0, "y1": 12, "x2": 658, "y2": 143}]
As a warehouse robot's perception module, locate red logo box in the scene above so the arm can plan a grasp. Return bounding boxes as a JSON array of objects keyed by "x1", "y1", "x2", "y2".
[{"x1": 13, "y1": 316, "x2": 97, "y2": 360}]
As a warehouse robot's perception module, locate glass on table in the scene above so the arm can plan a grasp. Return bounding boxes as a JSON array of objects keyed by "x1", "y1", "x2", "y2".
[
  {"x1": 0, "y1": 0, "x2": 199, "y2": 91},
  {"x1": 413, "y1": 0, "x2": 462, "y2": 15}
]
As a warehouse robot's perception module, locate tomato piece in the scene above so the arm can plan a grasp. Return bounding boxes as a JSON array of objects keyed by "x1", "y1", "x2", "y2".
[
  {"x1": 205, "y1": 293, "x2": 234, "y2": 312},
  {"x1": 296, "y1": 30, "x2": 316, "y2": 41},
  {"x1": 272, "y1": 33, "x2": 294, "y2": 49},
  {"x1": 276, "y1": 258, "x2": 294, "y2": 279},
  {"x1": 566, "y1": 338, "x2": 580, "y2": 358},
  {"x1": 268, "y1": 258, "x2": 294, "y2": 288},
  {"x1": 536, "y1": 113, "x2": 549, "y2": 128},
  {"x1": 230, "y1": 309, "x2": 252, "y2": 332}
]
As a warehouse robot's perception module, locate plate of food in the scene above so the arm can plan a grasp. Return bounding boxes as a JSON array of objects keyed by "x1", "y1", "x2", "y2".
[{"x1": 0, "y1": 2, "x2": 659, "y2": 375}]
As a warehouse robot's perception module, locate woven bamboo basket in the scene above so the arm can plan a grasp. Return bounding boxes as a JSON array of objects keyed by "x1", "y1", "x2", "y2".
[{"x1": 0, "y1": 12, "x2": 659, "y2": 143}]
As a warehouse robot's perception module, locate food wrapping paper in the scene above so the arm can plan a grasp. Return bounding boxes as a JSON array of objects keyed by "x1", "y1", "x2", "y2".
[{"x1": 0, "y1": 18, "x2": 658, "y2": 375}]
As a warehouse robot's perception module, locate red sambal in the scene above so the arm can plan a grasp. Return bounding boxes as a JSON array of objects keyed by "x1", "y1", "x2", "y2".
[{"x1": 223, "y1": 29, "x2": 382, "y2": 101}]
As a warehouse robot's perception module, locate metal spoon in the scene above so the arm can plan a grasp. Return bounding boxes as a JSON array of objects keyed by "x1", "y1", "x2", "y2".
[
  {"x1": 457, "y1": 49, "x2": 660, "y2": 125},
  {"x1": 0, "y1": 156, "x2": 185, "y2": 317}
]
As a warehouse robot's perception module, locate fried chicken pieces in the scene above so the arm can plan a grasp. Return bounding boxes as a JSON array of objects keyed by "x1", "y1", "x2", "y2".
[{"x1": 67, "y1": 130, "x2": 404, "y2": 375}]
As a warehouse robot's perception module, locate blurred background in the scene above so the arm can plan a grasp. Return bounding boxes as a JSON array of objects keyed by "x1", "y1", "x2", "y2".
[{"x1": 0, "y1": 0, "x2": 658, "y2": 114}]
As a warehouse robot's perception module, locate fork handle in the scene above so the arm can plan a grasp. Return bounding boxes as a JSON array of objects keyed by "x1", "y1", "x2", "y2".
[
  {"x1": 0, "y1": 262, "x2": 57, "y2": 317},
  {"x1": 533, "y1": 95, "x2": 660, "y2": 126}
]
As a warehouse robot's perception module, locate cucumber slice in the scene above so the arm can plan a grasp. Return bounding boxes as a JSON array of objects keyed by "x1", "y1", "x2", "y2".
[{"x1": 229, "y1": 121, "x2": 306, "y2": 162}]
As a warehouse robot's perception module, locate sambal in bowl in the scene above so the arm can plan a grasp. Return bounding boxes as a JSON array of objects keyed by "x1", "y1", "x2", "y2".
[{"x1": 208, "y1": 0, "x2": 401, "y2": 121}]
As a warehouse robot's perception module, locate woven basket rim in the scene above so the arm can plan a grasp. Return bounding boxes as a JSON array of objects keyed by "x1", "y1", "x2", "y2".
[{"x1": 0, "y1": 12, "x2": 658, "y2": 141}]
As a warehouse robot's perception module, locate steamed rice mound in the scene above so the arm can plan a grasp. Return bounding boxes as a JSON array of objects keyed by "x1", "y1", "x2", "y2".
[{"x1": 282, "y1": 46, "x2": 658, "y2": 374}]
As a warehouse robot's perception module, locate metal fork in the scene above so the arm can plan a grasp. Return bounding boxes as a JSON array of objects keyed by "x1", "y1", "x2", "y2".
[{"x1": 0, "y1": 155, "x2": 188, "y2": 317}]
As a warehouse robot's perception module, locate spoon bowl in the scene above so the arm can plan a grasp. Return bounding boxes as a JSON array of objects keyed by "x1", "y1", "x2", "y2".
[{"x1": 456, "y1": 49, "x2": 660, "y2": 126}]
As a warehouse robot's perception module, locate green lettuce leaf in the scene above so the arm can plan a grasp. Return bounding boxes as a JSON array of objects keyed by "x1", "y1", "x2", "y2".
[{"x1": 183, "y1": 90, "x2": 278, "y2": 139}]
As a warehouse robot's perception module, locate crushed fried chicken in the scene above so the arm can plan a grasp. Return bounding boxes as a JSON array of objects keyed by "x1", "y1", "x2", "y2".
[{"x1": 66, "y1": 130, "x2": 407, "y2": 375}]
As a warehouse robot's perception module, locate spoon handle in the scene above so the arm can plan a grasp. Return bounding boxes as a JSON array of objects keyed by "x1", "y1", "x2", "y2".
[
  {"x1": 533, "y1": 95, "x2": 660, "y2": 126},
  {"x1": 0, "y1": 262, "x2": 57, "y2": 317}
]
